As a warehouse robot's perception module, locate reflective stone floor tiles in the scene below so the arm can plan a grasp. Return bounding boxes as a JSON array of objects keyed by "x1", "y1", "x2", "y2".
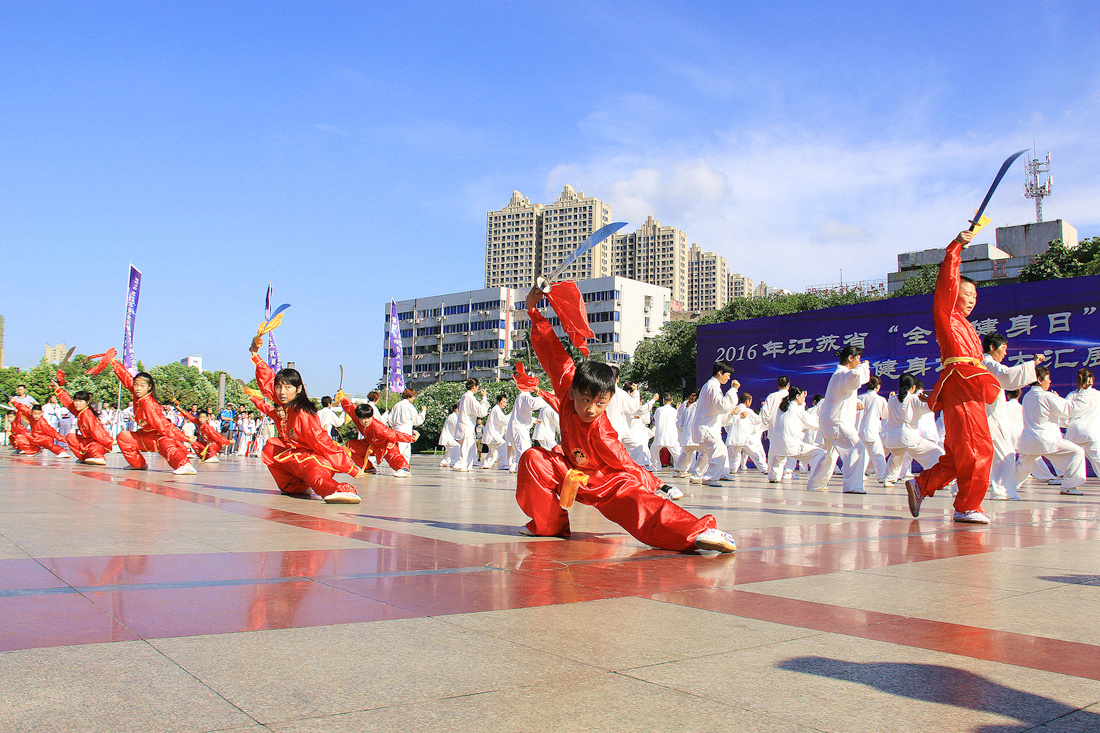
[{"x1": 1, "y1": 450, "x2": 1098, "y2": 732}]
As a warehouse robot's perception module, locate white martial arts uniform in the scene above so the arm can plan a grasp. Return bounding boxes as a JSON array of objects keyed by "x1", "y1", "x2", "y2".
[
  {"x1": 481, "y1": 403, "x2": 511, "y2": 469},
  {"x1": 883, "y1": 393, "x2": 944, "y2": 484},
  {"x1": 673, "y1": 401, "x2": 699, "y2": 475},
  {"x1": 532, "y1": 405, "x2": 559, "y2": 450},
  {"x1": 390, "y1": 398, "x2": 427, "y2": 463},
  {"x1": 1015, "y1": 387, "x2": 1086, "y2": 491},
  {"x1": 648, "y1": 403, "x2": 680, "y2": 469},
  {"x1": 690, "y1": 377, "x2": 739, "y2": 483},
  {"x1": 818, "y1": 362, "x2": 871, "y2": 493},
  {"x1": 453, "y1": 391, "x2": 489, "y2": 471},
  {"x1": 725, "y1": 406, "x2": 765, "y2": 475},
  {"x1": 983, "y1": 354, "x2": 1037, "y2": 499},
  {"x1": 856, "y1": 390, "x2": 888, "y2": 481},
  {"x1": 770, "y1": 403, "x2": 830, "y2": 489},
  {"x1": 1066, "y1": 386, "x2": 1100, "y2": 479},
  {"x1": 505, "y1": 390, "x2": 547, "y2": 471},
  {"x1": 438, "y1": 412, "x2": 459, "y2": 467}
]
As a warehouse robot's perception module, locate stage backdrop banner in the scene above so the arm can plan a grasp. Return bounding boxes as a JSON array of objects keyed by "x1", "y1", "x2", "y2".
[{"x1": 696, "y1": 275, "x2": 1100, "y2": 402}]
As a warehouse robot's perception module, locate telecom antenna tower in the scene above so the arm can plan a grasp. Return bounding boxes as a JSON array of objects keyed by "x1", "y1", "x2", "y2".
[{"x1": 1024, "y1": 149, "x2": 1052, "y2": 222}]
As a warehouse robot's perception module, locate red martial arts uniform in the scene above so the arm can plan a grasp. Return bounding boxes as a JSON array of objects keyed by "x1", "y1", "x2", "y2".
[
  {"x1": 10, "y1": 403, "x2": 66, "y2": 456},
  {"x1": 916, "y1": 238, "x2": 1001, "y2": 513},
  {"x1": 249, "y1": 354, "x2": 361, "y2": 498},
  {"x1": 178, "y1": 407, "x2": 232, "y2": 460},
  {"x1": 516, "y1": 307, "x2": 717, "y2": 551},
  {"x1": 55, "y1": 388, "x2": 113, "y2": 461},
  {"x1": 338, "y1": 397, "x2": 413, "y2": 472},
  {"x1": 109, "y1": 361, "x2": 192, "y2": 470}
]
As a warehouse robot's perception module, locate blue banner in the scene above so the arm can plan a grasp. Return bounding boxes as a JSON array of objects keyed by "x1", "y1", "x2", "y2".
[
  {"x1": 121, "y1": 264, "x2": 142, "y2": 372},
  {"x1": 265, "y1": 283, "x2": 281, "y2": 371},
  {"x1": 697, "y1": 275, "x2": 1100, "y2": 401},
  {"x1": 388, "y1": 299, "x2": 405, "y2": 393}
]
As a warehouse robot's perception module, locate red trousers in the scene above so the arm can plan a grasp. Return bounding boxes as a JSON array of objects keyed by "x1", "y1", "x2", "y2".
[
  {"x1": 117, "y1": 430, "x2": 190, "y2": 470},
  {"x1": 516, "y1": 447, "x2": 715, "y2": 551},
  {"x1": 65, "y1": 434, "x2": 108, "y2": 461},
  {"x1": 916, "y1": 400, "x2": 993, "y2": 513},
  {"x1": 193, "y1": 441, "x2": 221, "y2": 460},
  {"x1": 348, "y1": 440, "x2": 409, "y2": 472},
  {"x1": 13, "y1": 434, "x2": 64, "y2": 456},
  {"x1": 262, "y1": 440, "x2": 353, "y2": 499}
]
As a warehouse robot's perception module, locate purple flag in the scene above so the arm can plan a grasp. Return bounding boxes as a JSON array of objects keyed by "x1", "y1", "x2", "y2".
[
  {"x1": 122, "y1": 264, "x2": 142, "y2": 372},
  {"x1": 265, "y1": 284, "x2": 281, "y2": 371},
  {"x1": 387, "y1": 299, "x2": 405, "y2": 393}
]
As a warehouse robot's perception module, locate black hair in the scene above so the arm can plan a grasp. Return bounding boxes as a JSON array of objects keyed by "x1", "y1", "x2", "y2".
[
  {"x1": 30, "y1": 404, "x2": 43, "y2": 412},
  {"x1": 465, "y1": 378, "x2": 480, "y2": 390},
  {"x1": 835, "y1": 345, "x2": 863, "y2": 364},
  {"x1": 449, "y1": 403, "x2": 459, "y2": 413},
  {"x1": 1034, "y1": 365, "x2": 1050, "y2": 385},
  {"x1": 622, "y1": 381, "x2": 636, "y2": 392},
  {"x1": 960, "y1": 275, "x2": 977, "y2": 287},
  {"x1": 812, "y1": 394, "x2": 823, "y2": 405},
  {"x1": 496, "y1": 394, "x2": 508, "y2": 404},
  {"x1": 273, "y1": 368, "x2": 317, "y2": 414},
  {"x1": 897, "y1": 374, "x2": 916, "y2": 402},
  {"x1": 777, "y1": 376, "x2": 790, "y2": 388},
  {"x1": 661, "y1": 393, "x2": 673, "y2": 403},
  {"x1": 198, "y1": 409, "x2": 208, "y2": 417},
  {"x1": 72, "y1": 390, "x2": 98, "y2": 416},
  {"x1": 321, "y1": 396, "x2": 332, "y2": 408},
  {"x1": 1079, "y1": 368, "x2": 1094, "y2": 389},
  {"x1": 608, "y1": 364, "x2": 621, "y2": 381},
  {"x1": 133, "y1": 371, "x2": 159, "y2": 402},
  {"x1": 355, "y1": 403, "x2": 374, "y2": 420},
  {"x1": 914, "y1": 378, "x2": 924, "y2": 391},
  {"x1": 713, "y1": 360, "x2": 734, "y2": 377},
  {"x1": 1006, "y1": 389, "x2": 1021, "y2": 400},
  {"x1": 739, "y1": 392, "x2": 752, "y2": 405},
  {"x1": 866, "y1": 376, "x2": 880, "y2": 390},
  {"x1": 571, "y1": 360, "x2": 617, "y2": 399},
  {"x1": 982, "y1": 333, "x2": 1007, "y2": 354},
  {"x1": 779, "y1": 386, "x2": 804, "y2": 412}
]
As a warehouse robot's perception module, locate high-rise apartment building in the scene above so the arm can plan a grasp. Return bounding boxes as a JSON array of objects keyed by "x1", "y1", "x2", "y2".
[
  {"x1": 610, "y1": 215, "x2": 689, "y2": 305},
  {"x1": 485, "y1": 185, "x2": 613, "y2": 290},
  {"x1": 728, "y1": 273, "x2": 754, "y2": 300},
  {"x1": 686, "y1": 244, "x2": 733, "y2": 312},
  {"x1": 45, "y1": 343, "x2": 67, "y2": 363}
]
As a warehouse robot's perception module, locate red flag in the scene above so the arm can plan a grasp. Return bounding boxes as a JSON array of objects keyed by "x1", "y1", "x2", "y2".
[
  {"x1": 513, "y1": 361, "x2": 540, "y2": 391},
  {"x1": 544, "y1": 280, "x2": 593, "y2": 357}
]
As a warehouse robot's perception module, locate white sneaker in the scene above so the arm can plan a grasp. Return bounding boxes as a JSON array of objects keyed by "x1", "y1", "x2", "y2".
[
  {"x1": 702, "y1": 480, "x2": 723, "y2": 488},
  {"x1": 439, "y1": 459, "x2": 449, "y2": 467},
  {"x1": 1060, "y1": 487, "x2": 1084, "y2": 496},
  {"x1": 84, "y1": 457, "x2": 107, "y2": 466},
  {"x1": 324, "y1": 491, "x2": 361, "y2": 504},
  {"x1": 693, "y1": 528, "x2": 737, "y2": 553},
  {"x1": 452, "y1": 466, "x2": 469, "y2": 472},
  {"x1": 393, "y1": 469, "x2": 411, "y2": 478},
  {"x1": 1048, "y1": 478, "x2": 1064, "y2": 486},
  {"x1": 56, "y1": 451, "x2": 73, "y2": 459},
  {"x1": 664, "y1": 486, "x2": 684, "y2": 500},
  {"x1": 688, "y1": 477, "x2": 703, "y2": 484},
  {"x1": 953, "y1": 510, "x2": 990, "y2": 524},
  {"x1": 173, "y1": 464, "x2": 198, "y2": 475},
  {"x1": 843, "y1": 488, "x2": 867, "y2": 494},
  {"x1": 205, "y1": 455, "x2": 220, "y2": 463},
  {"x1": 672, "y1": 471, "x2": 685, "y2": 478},
  {"x1": 905, "y1": 479, "x2": 924, "y2": 517}
]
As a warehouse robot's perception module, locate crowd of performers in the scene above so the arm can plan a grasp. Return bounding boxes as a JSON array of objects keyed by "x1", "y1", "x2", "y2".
[{"x1": 4, "y1": 230, "x2": 1096, "y2": 549}]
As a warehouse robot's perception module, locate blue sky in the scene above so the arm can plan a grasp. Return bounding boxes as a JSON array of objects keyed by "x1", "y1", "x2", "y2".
[{"x1": 2, "y1": 1, "x2": 1098, "y2": 393}]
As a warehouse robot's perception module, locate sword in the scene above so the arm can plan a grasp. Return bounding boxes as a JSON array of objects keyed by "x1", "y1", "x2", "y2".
[
  {"x1": 968, "y1": 150, "x2": 1028, "y2": 231},
  {"x1": 535, "y1": 221, "x2": 628, "y2": 292},
  {"x1": 338, "y1": 365, "x2": 344, "y2": 392}
]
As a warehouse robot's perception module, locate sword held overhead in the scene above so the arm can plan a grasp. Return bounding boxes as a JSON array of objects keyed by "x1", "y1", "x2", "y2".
[
  {"x1": 968, "y1": 150, "x2": 1028, "y2": 232},
  {"x1": 535, "y1": 221, "x2": 628, "y2": 293}
]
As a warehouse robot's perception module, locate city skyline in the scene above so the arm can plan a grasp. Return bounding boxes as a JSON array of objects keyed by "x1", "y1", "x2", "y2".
[{"x1": 2, "y1": 2, "x2": 1098, "y2": 392}]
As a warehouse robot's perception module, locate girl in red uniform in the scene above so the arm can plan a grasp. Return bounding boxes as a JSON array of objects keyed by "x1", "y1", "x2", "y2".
[
  {"x1": 246, "y1": 336, "x2": 362, "y2": 503},
  {"x1": 177, "y1": 407, "x2": 233, "y2": 463},
  {"x1": 51, "y1": 379, "x2": 113, "y2": 465},
  {"x1": 86, "y1": 350, "x2": 197, "y2": 474},
  {"x1": 336, "y1": 393, "x2": 414, "y2": 477}
]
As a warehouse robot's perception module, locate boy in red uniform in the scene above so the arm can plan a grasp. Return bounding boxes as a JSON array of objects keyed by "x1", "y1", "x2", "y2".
[
  {"x1": 335, "y1": 393, "x2": 415, "y2": 478},
  {"x1": 906, "y1": 229, "x2": 1002, "y2": 524},
  {"x1": 516, "y1": 286, "x2": 737, "y2": 552},
  {"x1": 178, "y1": 407, "x2": 233, "y2": 463},
  {"x1": 10, "y1": 402, "x2": 70, "y2": 457},
  {"x1": 51, "y1": 379, "x2": 113, "y2": 465}
]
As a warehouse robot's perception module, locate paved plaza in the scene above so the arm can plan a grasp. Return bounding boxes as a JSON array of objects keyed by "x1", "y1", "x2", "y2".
[{"x1": 1, "y1": 450, "x2": 1098, "y2": 732}]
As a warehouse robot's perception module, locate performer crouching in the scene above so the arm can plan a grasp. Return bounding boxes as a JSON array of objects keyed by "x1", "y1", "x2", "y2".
[
  {"x1": 246, "y1": 336, "x2": 361, "y2": 503},
  {"x1": 51, "y1": 379, "x2": 112, "y2": 465},
  {"x1": 337, "y1": 393, "x2": 414, "y2": 478},
  {"x1": 515, "y1": 286, "x2": 736, "y2": 552}
]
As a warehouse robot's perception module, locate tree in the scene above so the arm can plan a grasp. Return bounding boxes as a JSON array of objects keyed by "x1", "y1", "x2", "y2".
[
  {"x1": 893, "y1": 264, "x2": 940, "y2": 297},
  {"x1": 1018, "y1": 237, "x2": 1100, "y2": 281}
]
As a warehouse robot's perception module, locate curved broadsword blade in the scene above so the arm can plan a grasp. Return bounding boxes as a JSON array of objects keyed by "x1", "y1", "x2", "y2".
[
  {"x1": 59, "y1": 346, "x2": 77, "y2": 368},
  {"x1": 339, "y1": 365, "x2": 344, "y2": 392},
  {"x1": 969, "y1": 150, "x2": 1028, "y2": 231},
  {"x1": 547, "y1": 221, "x2": 629, "y2": 282}
]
